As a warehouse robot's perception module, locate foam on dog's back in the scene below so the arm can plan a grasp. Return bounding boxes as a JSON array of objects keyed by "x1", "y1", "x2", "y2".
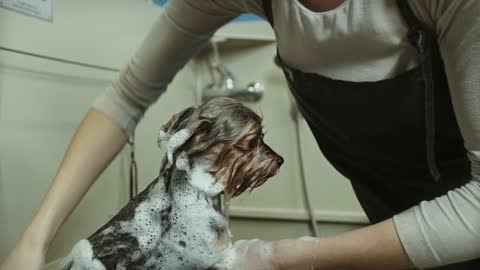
[
  {"x1": 160, "y1": 169, "x2": 226, "y2": 269},
  {"x1": 118, "y1": 178, "x2": 170, "y2": 250},
  {"x1": 106, "y1": 168, "x2": 224, "y2": 269}
]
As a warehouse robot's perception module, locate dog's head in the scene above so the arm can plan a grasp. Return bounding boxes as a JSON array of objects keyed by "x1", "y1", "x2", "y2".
[{"x1": 158, "y1": 97, "x2": 283, "y2": 198}]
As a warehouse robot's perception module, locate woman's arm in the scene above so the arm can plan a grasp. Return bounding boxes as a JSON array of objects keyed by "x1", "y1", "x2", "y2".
[
  {"x1": 0, "y1": 109, "x2": 127, "y2": 270},
  {"x1": 225, "y1": 219, "x2": 414, "y2": 270},
  {"x1": 389, "y1": 0, "x2": 480, "y2": 267},
  {"x1": 273, "y1": 219, "x2": 414, "y2": 270},
  {"x1": 27, "y1": 109, "x2": 128, "y2": 247}
]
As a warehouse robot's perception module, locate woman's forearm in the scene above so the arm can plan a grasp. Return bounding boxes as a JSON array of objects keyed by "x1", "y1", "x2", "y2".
[
  {"x1": 273, "y1": 219, "x2": 415, "y2": 270},
  {"x1": 22, "y1": 108, "x2": 128, "y2": 249}
]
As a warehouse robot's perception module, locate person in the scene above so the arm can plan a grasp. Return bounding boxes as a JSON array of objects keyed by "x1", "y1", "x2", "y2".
[{"x1": 1, "y1": 0, "x2": 479, "y2": 269}]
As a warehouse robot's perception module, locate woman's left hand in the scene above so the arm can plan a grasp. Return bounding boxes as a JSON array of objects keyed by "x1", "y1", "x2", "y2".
[{"x1": 215, "y1": 239, "x2": 278, "y2": 270}]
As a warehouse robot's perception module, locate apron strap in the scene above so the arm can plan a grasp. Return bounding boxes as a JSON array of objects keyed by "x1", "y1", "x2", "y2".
[
  {"x1": 397, "y1": 0, "x2": 441, "y2": 182},
  {"x1": 396, "y1": 1, "x2": 422, "y2": 31},
  {"x1": 262, "y1": 0, "x2": 274, "y2": 26}
]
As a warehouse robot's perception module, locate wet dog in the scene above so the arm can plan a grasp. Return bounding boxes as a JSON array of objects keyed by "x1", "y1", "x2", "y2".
[{"x1": 58, "y1": 97, "x2": 283, "y2": 270}]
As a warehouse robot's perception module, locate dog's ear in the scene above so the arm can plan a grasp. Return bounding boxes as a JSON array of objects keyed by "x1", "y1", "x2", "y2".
[
  {"x1": 158, "y1": 106, "x2": 195, "y2": 167},
  {"x1": 158, "y1": 106, "x2": 213, "y2": 169},
  {"x1": 158, "y1": 106, "x2": 195, "y2": 142}
]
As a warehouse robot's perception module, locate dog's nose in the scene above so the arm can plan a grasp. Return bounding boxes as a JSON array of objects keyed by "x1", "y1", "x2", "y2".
[{"x1": 277, "y1": 156, "x2": 284, "y2": 166}]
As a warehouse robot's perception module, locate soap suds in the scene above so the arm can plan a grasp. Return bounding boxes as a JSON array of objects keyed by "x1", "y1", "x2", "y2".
[
  {"x1": 58, "y1": 240, "x2": 106, "y2": 270},
  {"x1": 60, "y1": 139, "x2": 232, "y2": 270},
  {"x1": 188, "y1": 161, "x2": 224, "y2": 197},
  {"x1": 165, "y1": 129, "x2": 191, "y2": 165}
]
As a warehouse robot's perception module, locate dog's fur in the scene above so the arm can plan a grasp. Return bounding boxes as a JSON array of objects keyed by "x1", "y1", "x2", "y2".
[{"x1": 58, "y1": 97, "x2": 283, "y2": 270}]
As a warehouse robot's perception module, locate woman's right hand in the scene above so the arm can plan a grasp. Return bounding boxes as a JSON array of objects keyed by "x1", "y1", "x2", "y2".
[{"x1": 0, "y1": 235, "x2": 46, "y2": 270}]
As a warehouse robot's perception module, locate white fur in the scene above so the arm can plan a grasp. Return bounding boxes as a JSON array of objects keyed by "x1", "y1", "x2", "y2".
[{"x1": 188, "y1": 161, "x2": 225, "y2": 197}]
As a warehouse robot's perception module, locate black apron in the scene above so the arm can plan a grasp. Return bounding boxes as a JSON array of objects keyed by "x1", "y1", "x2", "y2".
[{"x1": 262, "y1": 0, "x2": 478, "y2": 269}]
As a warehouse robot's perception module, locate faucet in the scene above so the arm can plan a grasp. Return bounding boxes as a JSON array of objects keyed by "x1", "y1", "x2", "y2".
[{"x1": 201, "y1": 64, "x2": 264, "y2": 102}]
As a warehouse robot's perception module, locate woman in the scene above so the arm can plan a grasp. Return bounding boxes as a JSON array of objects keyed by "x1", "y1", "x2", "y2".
[{"x1": 1, "y1": 0, "x2": 479, "y2": 269}]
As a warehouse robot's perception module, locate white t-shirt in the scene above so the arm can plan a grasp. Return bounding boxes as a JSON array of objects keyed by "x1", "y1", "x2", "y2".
[{"x1": 93, "y1": 0, "x2": 480, "y2": 268}]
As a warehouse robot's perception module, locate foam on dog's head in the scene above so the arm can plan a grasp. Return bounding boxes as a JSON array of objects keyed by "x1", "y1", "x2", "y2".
[{"x1": 164, "y1": 129, "x2": 191, "y2": 167}]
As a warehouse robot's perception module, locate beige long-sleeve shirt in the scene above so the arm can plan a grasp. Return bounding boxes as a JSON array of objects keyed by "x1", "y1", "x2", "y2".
[{"x1": 93, "y1": 0, "x2": 480, "y2": 268}]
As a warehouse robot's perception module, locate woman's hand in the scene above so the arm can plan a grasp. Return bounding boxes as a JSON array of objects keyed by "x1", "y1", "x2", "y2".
[
  {"x1": 216, "y1": 239, "x2": 278, "y2": 270},
  {"x1": 0, "y1": 235, "x2": 46, "y2": 270},
  {"x1": 2, "y1": 109, "x2": 128, "y2": 270}
]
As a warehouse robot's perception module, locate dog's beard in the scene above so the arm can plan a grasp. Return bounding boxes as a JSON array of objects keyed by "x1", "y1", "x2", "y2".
[
  {"x1": 210, "y1": 142, "x2": 279, "y2": 198},
  {"x1": 187, "y1": 160, "x2": 225, "y2": 197}
]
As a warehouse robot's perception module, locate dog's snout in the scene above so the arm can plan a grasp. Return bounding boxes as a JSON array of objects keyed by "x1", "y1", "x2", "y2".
[
  {"x1": 263, "y1": 143, "x2": 284, "y2": 167},
  {"x1": 277, "y1": 156, "x2": 284, "y2": 166}
]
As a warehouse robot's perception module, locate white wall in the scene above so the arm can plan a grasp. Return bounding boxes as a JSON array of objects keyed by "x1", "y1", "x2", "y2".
[{"x1": 0, "y1": 0, "x2": 367, "y2": 265}]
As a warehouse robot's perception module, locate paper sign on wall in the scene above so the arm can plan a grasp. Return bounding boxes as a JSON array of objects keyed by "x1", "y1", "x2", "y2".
[{"x1": 0, "y1": 0, "x2": 53, "y2": 22}]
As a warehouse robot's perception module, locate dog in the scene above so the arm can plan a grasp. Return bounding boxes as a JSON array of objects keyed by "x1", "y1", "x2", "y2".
[{"x1": 58, "y1": 97, "x2": 283, "y2": 270}]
